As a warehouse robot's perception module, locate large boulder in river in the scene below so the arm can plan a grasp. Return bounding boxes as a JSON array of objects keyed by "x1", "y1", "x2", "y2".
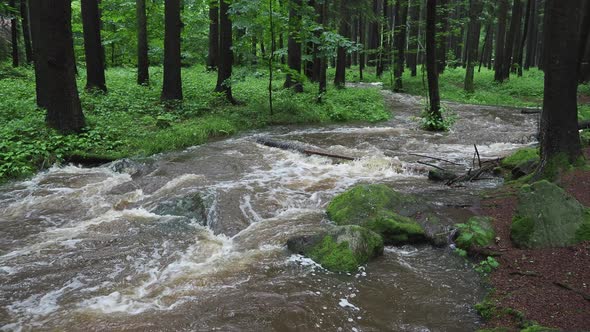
[
  {"x1": 326, "y1": 184, "x2": 428, "y2": 245},
  {"x1": 287, "y1": 225, "x2": 384, "y2": 273},
  {"x1": 511, "y1": 181, "x2": 590, "y2": 248},
  {"x1": 153, "y1": 193, "x2": 208, "y2": 225}
]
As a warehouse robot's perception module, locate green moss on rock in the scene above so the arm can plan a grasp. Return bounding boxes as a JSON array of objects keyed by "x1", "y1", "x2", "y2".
[
  {"x1": 511, "y1": 180, "x2": 589, "y2": 248},
  {"x1": 455, "y1": 217, "x2": 495, "y2": 249},
  {"x1": 326, "y1": 184, "x2": 426, "y2": 245},
  {"x1": 501, "y1": 147, "x2": 539, "y2": 169}
]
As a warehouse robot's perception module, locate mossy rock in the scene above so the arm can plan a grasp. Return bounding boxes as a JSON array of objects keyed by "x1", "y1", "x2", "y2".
[
  {"x1": 511, "y1": 180, "x2": 590, "y2": 248},
  {"x1": 287, "y1": 225, "x2": 384, "y2": 273},
  {"x1": 455, "y1": 217, "x2": 495, "y2": 249},
  {"x1": 153, "y1": 193, "x2": 208, "y2": 225},
  {"x1": 326, "y1": 184, "x2": 427, "y2": 245},
  {"x1": 501, "y1": 147, "x2": 539, "y2": 170}
]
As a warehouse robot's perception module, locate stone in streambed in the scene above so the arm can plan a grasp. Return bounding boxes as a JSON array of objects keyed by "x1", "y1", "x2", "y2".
[
  {"x1": 153, "y1": 192, "x2": 208, "y2": 226},
  {"x1": 428, "y1": 169, "x2": 458, "y2": 182}
]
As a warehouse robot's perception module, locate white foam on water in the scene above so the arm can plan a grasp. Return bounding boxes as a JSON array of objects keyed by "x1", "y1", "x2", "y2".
[{"x1": 338, "y1": 298, "x2": 360, "y2": 311}]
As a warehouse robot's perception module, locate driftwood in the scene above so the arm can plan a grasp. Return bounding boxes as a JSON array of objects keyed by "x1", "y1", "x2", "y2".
[
  {"x1": 521, "y1": 109, "x2": 541, "y2": 114},
  {"x1": 409, "y1": 153, "x2": 462, "y2": 166},
  {"x1": 256, "y1": 137, "x2": 356, "y2": 161}
]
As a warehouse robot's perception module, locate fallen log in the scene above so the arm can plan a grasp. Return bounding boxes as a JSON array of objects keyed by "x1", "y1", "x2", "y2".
[{"x1": 256, "y1": 137, "x2": 356, "y2": 161}]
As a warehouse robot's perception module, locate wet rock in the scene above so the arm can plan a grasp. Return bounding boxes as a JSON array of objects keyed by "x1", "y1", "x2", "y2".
[
  {"x1": 287, "y1": 225, "x2": 384, "y2": 273},
  {"x1": 415, "y1": 212, "x2": 450, "y2": 247},
  {"x1": 109, "y1": 159, "x2": 141, "y2": 176},
  {"x1": 153, "y1": 193, "x2": 208, "y2": 226},
  {"x1": 428, "y1": 169, "x2": 458, "y2": 182},
  {"x1": 511, "y1": 181, "x2": 590, "y2": 248},
  {"x1": 511, "y1": 160, "x2": 538, "y2": 179},
  {"x1": 326, "y1": 184, "x2": 427, "y2": 245}
]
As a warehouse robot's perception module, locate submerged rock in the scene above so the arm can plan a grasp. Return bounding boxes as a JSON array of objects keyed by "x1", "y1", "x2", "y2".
[
  {"x1": 511, "y1": 180, "x2": 590, "y2": 248},
  {"x1": 428, "y1": 169, "x2": 458, "y2": 182},
  {"x1": 153, "y1": 192, "x2": 208, "y2": 225},
  {"x1": 326, "y1": 184, "x2": 427, "y2": 245},
  {"x1": 287, "y1": 225, "x2": 384, "y2": 273}
]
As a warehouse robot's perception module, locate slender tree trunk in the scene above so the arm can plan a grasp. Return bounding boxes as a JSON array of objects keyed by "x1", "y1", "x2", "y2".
[
  {"x1": 524, "y1": 0, "x2": 537, "y2": 70},
  {"x1": 503, "y1": 0, "x2": 522, "y2": 80},
  {"x1": 494, "y1": 0, "x2": 508, "y2": 82},
  {"x1": 161, "y1": 0, "x2": 182, "y2": 101},
  {"x1": 334, "y1": 1, "x2": 348, "y2": 88},
  {"x1": 435, "y1": 0, "x2": 449, "y2": 74},
  {"x1": 394, "y1": 0, "x2": 408, "y2": 92},
  {"x1": 478, "y1": 23, "x2": 490, "y2": 72},
  {"x1": 537, "y1": 0, "x2": 582, "y2": 176},
  {"x1": 29, "y1": 0, "x2": 48, "y2": 108},
  {"x1": 81, "y1": 0, "x2": 107, "y2": 92},
  {"x1": 407, "y1": 0, "x2": 420, "y2": 77},
  {"x1": 516, "y1": 0, "x2": 531, "y2": 76},
  {"x1": 43, "y1": 0, "x2": 85, "y2": 133},
  {"x1": 486, "y1": 28, "x2": 494, "y2": 69},
  {"x1": 137, "y1": 0, "x2": 149, "y2": 85},
  {"x1": 215, "y1": 0, "x2": 235, "y2": 103},
  {"x1": 359, "y1": 15, "x2": 365, "y2": 80},
  {"x1": 284, "y1": 0, "x2": 303, "y2": 92},
  {"x1": 465, "y1": 0, "x2": 483, "y2": 92},
  {"x1": 318, "y1": 0, "x2": 327, "y2": 101},
  {"x1": 577, "y1": 0, "x2": 590, "y2": 82},
  {"x1": 368, "y1": 0, "x2": 380, "y2": 67},
  {"x1": 10, "y1": 0, "x2": 19, "y2": 67},
  {"x1": 20, "y1": 0, "x2": 32, "y2": 64},
  {"x1": 206, "y1": 0, "x2": 218, "y2": 71},
  {"x1": 312, "y1": 1, "x2": 322, "y2": 82},
  {"x1": 426, "y1": 0, "x2": 442, "y2": 127}
]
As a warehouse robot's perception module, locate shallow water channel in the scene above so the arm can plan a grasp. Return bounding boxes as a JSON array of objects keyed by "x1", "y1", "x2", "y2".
[{"x1": 0, "y1": 91, "x2": 538, "y2": 331}]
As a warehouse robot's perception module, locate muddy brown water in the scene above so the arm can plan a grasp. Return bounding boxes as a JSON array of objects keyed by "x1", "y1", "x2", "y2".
[{"x1": 0, "y1": 91, "x2": 538, "y2": 331}]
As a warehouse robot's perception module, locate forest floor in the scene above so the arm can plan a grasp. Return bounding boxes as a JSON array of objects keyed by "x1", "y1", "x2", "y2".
[{"x1": 477, "y1": 147, "x2": 590, "y2": 331}]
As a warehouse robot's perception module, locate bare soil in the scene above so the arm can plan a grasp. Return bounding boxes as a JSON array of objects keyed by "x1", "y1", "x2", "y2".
[{"x1": 476, "y1": 147, "x2": 590, "y2": 331}]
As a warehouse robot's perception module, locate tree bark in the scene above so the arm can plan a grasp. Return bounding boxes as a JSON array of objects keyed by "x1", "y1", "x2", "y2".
[
  {"x1": 359, "y1": 15, "x2": 365, "y2": 80},
  {"x1": 393, "y1": 0, "x2": 408, "y2": 92},
  {"x1": 284, "y1": 0, "x2": 303, "y2": 92},
  {"x1": 215, "y1": 0, "x2": 235, "y2": 103},
  {"x1": 368, "y1": 0, "x2": 380, "y2": 67},
  {"x1": 503, "y1": 0, "x2": 523, "y2": 80},
  {"x1": 29, "y1": 0, "x2": 49, "y2": 108},
  {"x1": 161, "y1": 0, "x2": 183, "y2": 101},
  {"x1": 10, "y1": 0, "x2": 19, "y2": 67},
  {"x1": 494, "y1": 0, "x2": 508, "y2": 82},
  {"x1": 318, "y1": 0, "x2": 327, "y2": 101},
  {"x1": 207, "y1": 0, "x2": 218, "y2": 70},
  {"x1": 577, "y1": 0, "x2": 590, "y2": 82},
  {"x1": 516, "y1": 0, "x2": 531, "y2": 76},
  {"x1": 465, "y1": 0, "x2": 483, "y2": 92},
  {"x1": 334, "y1": 0, "x2": 348, "y2": 88},
  {"x1": 478, "y1": 23, "x2": 490, "y2": 72},
  {"x1": 20, "y1": 0, "x2": 32, "y2": 64},
  {"x1": 435, "y1": 0, "x2": 449, "y2": 74},
  {"x1": 407, "y1": 0, "x2": 420, "y2": 77},
  {"x1": 537, "y1": 0, "x2": 583, "y2": 175},
  {"x1": 524, "y1": 0, "x2": 537, "y2": 70},
  {"x1": 426, "y1": 0, "x2": 442, "y2": 126},
  {"x1": 81, "y1": 0, "x2": 107, "y2": 92},
  {"x1": 137, "y1": 0, "x2": 149, "y2": 85},
  {"x1": 43, "y1": 0, "x2": 85, "y2": 133}
]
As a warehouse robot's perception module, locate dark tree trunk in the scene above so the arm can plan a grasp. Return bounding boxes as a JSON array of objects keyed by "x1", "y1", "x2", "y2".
[
  {"x1": 318, "y1": 0, "x2": 327, "y2": 100},
  {"x1": 486, "y1": 28, "x2": 494, "y2": 69},
  {"x1": 502, "y1": 0, "x2": 523, "y2": 79},
  {"x1": 393, "y1": 0, "x2": 408, "y2": 92},
  {"x1": 368, "y1": 0, "x2": 380, "y2": 67},
  {"x1": 465, "y1": 0, "x2": 483, "y2": 92},
  {"x1": 137, "y1": 0, "x2": 149, "y2": 85},
  {"x1": 161, "y1": 0, "x2": 182, "y2": 101},
  {"x1": 312, "y1": 1, "x2": 322, "y2": 82},
  {"x1": 494, "y1": 0, "x2": 508, "y2": 82},
  {"x1": 524, "y1": 0, "x2": 537, "y2": 69},
  {"x1": 407, "y1": 0, "x2": 420, "y2": 77},
  {"x1": 284, "y1": 0, "x2": 303, "y2": 92},
  {"x1": 20, "y1": 0, "x2": 32, "y2": 63},
  {"x1": 206, "y1": 0, "x2": 218, "y2": 71},
  {"x1": 10, "y1": 0, "x2": 19, "y2": 67},
  {"x1": 537, "y1": 0, "x2": 583, "y2": 176},
  {"x1": 334, "y1": 1, "x2": 348, "y2": 88},
  {"x1": 426, "y1": 0, "x2": 442, "y2": 126},
  {"x1": 359, "y1": 15, "x2": 365, "y2": 80},
  {"x1": 577, "y1": 0, "x2": 590, "y2": 82},
  {"x1": 29, "y1": 0, "x2": 49, "y2": 108},
  {"x1": 81, "y1": 0, "x2": 107, "y2": 92},
  {"x1": 305, "y1": 41, "x2": 315, "y2": 81},
  {"x1": 516, "y1": 0, "x2": 531, "y2": 76},
  {"x1": 215, "y1": 0, "x2": 235, "y2": 103},
  {"x1": 478, "y1": 23, "x2": 490, "y2": 72},
  {"x1": 435, "y1": 0, "x2": 449, "y2": 74},
  {"x1": 44, "y1": 0, "x2": 85, "y2": 133}
]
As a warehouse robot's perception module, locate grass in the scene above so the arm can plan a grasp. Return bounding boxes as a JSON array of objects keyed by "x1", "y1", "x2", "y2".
[{"x1": 0, "y1": 64, "x2": 388, "y2": 182}]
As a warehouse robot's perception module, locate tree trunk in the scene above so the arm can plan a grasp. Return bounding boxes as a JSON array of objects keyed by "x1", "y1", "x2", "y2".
[
  {"x1": 516, "y1": 0, "x2": 531, "y2": 76},
  {"x1": 81, "y1": 0, "x2": 107, "y2": 92},
  {"x1": 206, "y1": 0, "x2": 218, "y2": 71},
  {"x1": 359, "y1": 15, "x2": 365, "y2": 80},
  {"x1": 368, "y1": 0, "x2": 380, "y2": 67},
  {"x1": 284, "y1": 0, "x2": 303, "y2": 92},
  {"x1": 524, "y1": 0, "x2": 537, "y2": 70},
  {"x1": 502, "y1": 0, "x2": 522, "y2": 80},
  {"x1": 577, "y1": 0, "x2": 590, "y2": 82},
  {"x1": 435, "y1": 0, "x2": 449, "y2": 74},
  {"x1": 537, "y1": 0, "x2": 582, "y2": 176},
  {"x1": 494, "y1": 0, "x2": 508, "y2": 82},
  {"x1": 393, "y1": 0, "x2": 408, "y2": 92},
  {"x1": 20, "y1": 0, "x2": 32, "y2": 63},
  {"x1": 318, "y1": 0, "x2": 328, "y2": 101},
  {"x1": 478, "y1": 23, "x2": 490, "y2": 72},
  {"x1": 426, "y1": 0, "x2": 442, "y2": 126},
  {"x1": 137, "y1": 0, "x2": 149, "y2": 85},
  {"x1": 161, "y1": 0, "x2": 183, "y2": 101},
  {"x1": 43, "y1": 0, "x2": 85, "y2": 133},
  {"x1": 465, "y1": 0, "x2": 483, "y2": 92},
  {"x1": 215, "y1": 0, "x2": 235, "y2": 103},
  {"x1": 10, "y1": 0, "x2": 19, "y2": 67},
  {"x1": 334, "y1": 1, "x2": 348, "y2": 88},
  {"x1": 407, "y1": 0, "x2": 420, "y2": 77},
  {"x1": 29, "y1": 0, "x2": 49, "y2": 108}
]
